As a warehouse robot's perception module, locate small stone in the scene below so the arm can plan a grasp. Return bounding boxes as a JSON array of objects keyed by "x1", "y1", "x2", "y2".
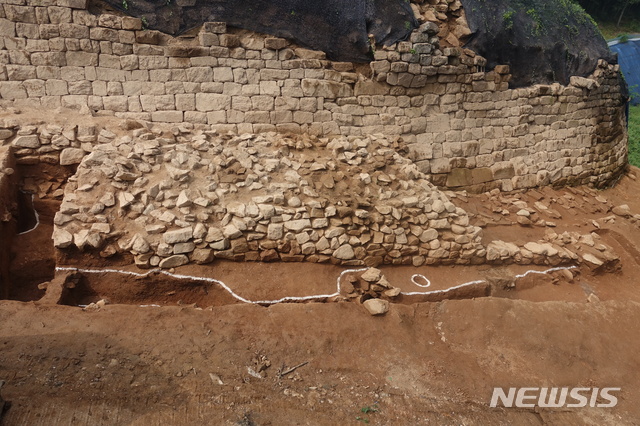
[
  {"x1": 159, "y1": 211, "x2": 176, "y2": 223},
  {"x1": 363, "y1": 298, "x2": 389, "y2": 316},
  {"x1": 176, "y1": 190, "x2": 192, "y2": 208},
  {"x1": 174, "y1": 242, "x2": 196, "y2": 254},
  {"x1": 118, "y1": 192, "x2": 135, "y2": 208},
  {"x1": 191, "y1": 248, "x2": 215, "y2": 264},
  {"x1": 223, "y1": 224, "x2": 242, "y2": 239},
  {"x1": 90, "y1": 223, "x2": 110, "y2": 234},
  {"x1": 210, "y1": 238, "x2": 230, "y2": 250},
  {"x1": 146, "y1": 224, "x2": 167, "y2": 234},
  {"x1": 206, "y1": 227, "x2": 224, "y2": 242},
  {"x1": 134, "y1": 253, "x2": 152, "y2": 268},
  {"x1": 193, "y1": 223, "x2": 207, "y2": 239},
  {"x1": 432, "y1": 200, "x2": 445, "y2": 213},
  {"x1": 60, "y1": 148, "x2": 85, "y2": 165},
  {"x1": 587, "y1": 293, "x2": 600, "y2": 303},
  {"x1": 52, "y1": 227, "x2": 73, "y2": 248},
  {"x1": 284, "y1": 219, "x2": 311, "y2": 232},
  {"x1": 13, "y1": 135, "x2": 40, "y2": 149},
  {"x1": 287, "y1": 196, "x2": 302, "y2": 207},
  {"x1": 523, "y1": 242, "x2": 545, "y2": 255},
  {"x1": 582, "y1": 253, "x2": 603, "y2": 266},
  {"x1": 559, "y1": 269, "x2": 574, "y2": 281},
  {"x1": 612, "y1": 204, "x2": 632, "y2": 218},
  {"x1": 420, "y1": 229, "x2": 438, "y2": 242},
  {"x1": 159, "y1": 255, "x2": 189, "y2": 269},
  {"x1": 164, "y1": 227, "x2": 193, "y2": 244},
  {"x1": 131, "y1": 234, "x2": 150, "y2": 254},
  {"x1": 361, "y1": 268, "x2": 382, "y2": 283},
  {"x1": 100, "y1": 192, "x2": 116, "y2": 207},
  {"x1": 384, "y1": 288, "x2": 401, "y2": 298},
  {"x1": 333, "y1": 244, "x2": 355, "y2": 260},
  {"x1": 74, "y1": 230, "x2": 102, "y2": 250},
  {"x1": 193, "y1": 197, "x2": 210, "y2": 207}
]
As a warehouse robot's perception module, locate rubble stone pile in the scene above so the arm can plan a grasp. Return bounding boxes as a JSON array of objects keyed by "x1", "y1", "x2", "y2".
[{"x1": 50, "y1": 124, "x2": 485, "y2": 267}]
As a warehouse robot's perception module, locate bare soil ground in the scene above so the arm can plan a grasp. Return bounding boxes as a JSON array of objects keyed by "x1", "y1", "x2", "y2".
[{"x1": 3, "y1": 165, "x2": 640, "y2": 424}]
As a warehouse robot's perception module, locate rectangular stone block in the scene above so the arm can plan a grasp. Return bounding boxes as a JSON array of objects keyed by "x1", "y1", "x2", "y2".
[
  {"x1": 98, "y1": 54, "x2": 121, "y2": 69},
  {"x1": 135, "y1": 30, "x2": 162, "y2": 45},
  {"x1": 195, "y1": 92, "x2": 230, "y2": 112},
  {"x1": 175, "y1": 93, "x2": 195, "y2": 111},
  {"x1": 68, "y1": 79, "x2": 91, "y2": 94},
  {"x1": 4, "y1": 5, "x2": 37, "y2": 23},
  {"x1": 198, "y1": 32, "x2": 219, "y2": 47},
  {"x1": 57, "y1": 0, "x2": 86, "y2": 8},
  {"x1": 139, "y1": 56, "x2": 168, "y2": 69},
  {"x1": 102, "y1": 95, "x2": 128, "y2": 112},
  {"x1": 120, "y1": 55, "x2": 138, "y2": 70},
  {"x1": 202, "y1": 21, "x2": 226, "y2": 34},
  {"x1": 35, "y1": 65, "x2": 59, "y2": 79},
  {"x1": 66, "y1": 52, "x2": 98, "y2": 67},
  {"x1": 213, "y1": 67, "x2": 233, "y2": 82},
  {"x1": 151, "y1": 111, "x2": 183, "y2": 122},
  {"x1": 0, "y1": 19, "x2": 16, "y2": 37},
  {"x1": 39, "y1": 23, "x2": 59, "y2": 38},
  {"x1": 6, "y1": 64, "x2": 37, "y2": 80},
  {"x1": 30, "y1": 52, "x2": 66, "y2": 66},
  {"x1": 121, "y1": 16, "x2": 141, "y2": 30},
  {"x1": 45, "y1": 79, "x2": 68, "y2": 95},
  {"x1": 15, "y1": 21, "x2": 39, "y2": 37},
  {"x1": 112, "y1": 42, "x2": 133, "y2": 55},
  {"x1": 46, "y1": 5, "x2": 71, "y2": 23},
  {"x1": 25, "y1": 39, "x2": 50, "y2": 52},
  {"x1": 89, "y1": 27, "x2": 119, "y2": 42},
  {"x1": 95, "y1": 67, "x2": 126, "y2": 81},
  {"x1": 264, "y1": 37, "x2": 287, "y2": 50},
  {"x1": 61, "y1": 94, "x2": 88, "y2": 109},
  {"x1": 185, "y1": 66, "x2": 213, "y2": 82},
  {"x1": 59, "y1": 22, "x2": 88, "y2": 38},
  {"x1": 0, "y1": 81, "x2": 28, "y2": 99}
]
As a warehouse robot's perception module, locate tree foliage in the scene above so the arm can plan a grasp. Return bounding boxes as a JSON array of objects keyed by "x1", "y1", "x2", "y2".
[{"x1": 575, "y1": 0, "x2": 640, "y2": 25}]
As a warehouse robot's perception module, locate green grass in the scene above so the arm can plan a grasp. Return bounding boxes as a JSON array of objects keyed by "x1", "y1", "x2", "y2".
[
  {"x1": 630, "y1": 105, "x2": 640, "y2": 168},
  {"x1": 598, "y1": 20, "x2": 640, "y2": 40}
]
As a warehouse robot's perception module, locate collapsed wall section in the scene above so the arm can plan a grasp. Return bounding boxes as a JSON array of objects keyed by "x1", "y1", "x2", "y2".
[{"x1": 0, "y1": 0, "x2": 629, "y2": 192}]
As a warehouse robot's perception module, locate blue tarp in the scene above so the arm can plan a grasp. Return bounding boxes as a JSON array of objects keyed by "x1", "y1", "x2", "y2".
[{"x1": 609, "y1": 37, "x2": 640, "y2": 105}]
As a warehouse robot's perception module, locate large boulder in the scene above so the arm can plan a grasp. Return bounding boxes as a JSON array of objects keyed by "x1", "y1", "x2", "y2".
[{"x1": 460, "y1": 0, "x2": 618, "y2": 87}]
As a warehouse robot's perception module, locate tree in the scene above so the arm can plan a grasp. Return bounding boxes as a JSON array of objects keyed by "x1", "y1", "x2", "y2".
[{"x1": 617, "y1": 0, "x2": 640, "y2": 27}]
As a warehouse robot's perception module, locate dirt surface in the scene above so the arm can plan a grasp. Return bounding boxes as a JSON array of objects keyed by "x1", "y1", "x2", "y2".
[{"x1": 3, "y1": 161, "x2": 640, "y2": 423}]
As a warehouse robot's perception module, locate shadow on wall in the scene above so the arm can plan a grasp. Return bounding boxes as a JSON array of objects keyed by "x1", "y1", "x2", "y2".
[{"x1": 98, "y1": 0, "x2": 417, "y2": 62}]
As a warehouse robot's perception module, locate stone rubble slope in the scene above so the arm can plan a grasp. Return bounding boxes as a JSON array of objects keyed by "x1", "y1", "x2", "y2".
[{"x1": 52, "y1": 123, "x2": 487, "y2": 268}]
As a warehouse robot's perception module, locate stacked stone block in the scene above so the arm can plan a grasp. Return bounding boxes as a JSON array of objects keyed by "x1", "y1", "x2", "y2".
[{"x1": 0, "y1": 0, "x2": 629, "y2": 191}]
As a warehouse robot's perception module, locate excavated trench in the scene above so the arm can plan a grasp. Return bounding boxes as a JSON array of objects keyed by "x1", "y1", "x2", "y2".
[
  {"x1": 0, "y1": 153, "x2": 590, "y2": 310},
  {"x1": 5, "y1": 163, "x2": 72, "y2": 302}
]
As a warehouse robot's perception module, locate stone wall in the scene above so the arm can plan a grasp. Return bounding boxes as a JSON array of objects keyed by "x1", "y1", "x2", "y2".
[{"x1": 0, "y1": 0, "x2": 629, "y2": 191}]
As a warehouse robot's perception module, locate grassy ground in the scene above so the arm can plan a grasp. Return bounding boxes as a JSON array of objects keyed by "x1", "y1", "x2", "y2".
[
  {"x1": 598, "y1": 20, "x2": 640, "y2": 40},
  {"x1": 630, "y1": 105, "x2": 640, "y2": 167}
]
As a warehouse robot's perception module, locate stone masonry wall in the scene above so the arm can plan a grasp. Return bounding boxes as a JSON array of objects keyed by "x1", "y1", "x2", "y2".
[{"x1": 0, "y1": 0, "x2": 629, "y2": 191}]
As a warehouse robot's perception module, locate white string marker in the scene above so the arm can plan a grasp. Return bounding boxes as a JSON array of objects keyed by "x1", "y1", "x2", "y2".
[
  {"x1": 18, "y1": 193, "x2": 40, "y2": 235},
  {"x1": 55, "y1": 264, "x2": 579, "y2": 307}
]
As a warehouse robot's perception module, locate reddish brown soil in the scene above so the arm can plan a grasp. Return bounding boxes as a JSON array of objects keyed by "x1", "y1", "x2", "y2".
[{"x1": 2, "y1": 167, "x2": 640, "y2": 424}]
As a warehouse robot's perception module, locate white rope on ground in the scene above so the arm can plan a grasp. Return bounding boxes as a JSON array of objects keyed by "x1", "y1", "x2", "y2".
[
  {"x1": 17, "y1": 193, "x2": 39, "y2": 235},
  {"x1": 55, "y1": 264, "x2": 579, "y2": 307}
]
